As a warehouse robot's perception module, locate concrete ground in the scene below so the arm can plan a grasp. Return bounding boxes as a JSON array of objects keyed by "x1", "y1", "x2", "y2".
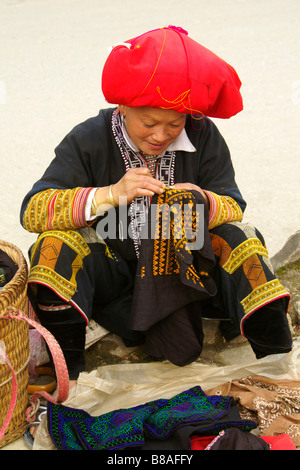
[{"x1": 0, "y1": 0, "x2": 299, "y2": 451}]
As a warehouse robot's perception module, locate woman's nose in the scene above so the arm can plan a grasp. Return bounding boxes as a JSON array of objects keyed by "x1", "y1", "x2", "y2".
[{"x1": 152, "y1": 128, "x2": 168, "y2": 143}]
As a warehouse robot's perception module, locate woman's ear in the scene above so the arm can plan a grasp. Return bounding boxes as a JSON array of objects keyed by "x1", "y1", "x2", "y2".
[{"x1": 118, "y1": 105, "x2": 126, "y2": 117}]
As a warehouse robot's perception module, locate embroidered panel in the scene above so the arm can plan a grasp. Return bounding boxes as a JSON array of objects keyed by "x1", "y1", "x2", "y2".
[
  {"x1": 222, "y1": 238, "x2": 269, "y2": 275},
  {"x1": 28, "y1": 230, "x2": 91, "y2": 302},
  {"x1": 152, "y1": 189, "x2": 203, "y2": 281},
  {"x1": 47, "y1": 386, "x2": 256, "y2": 450},
  {"x1": 241, "y1": 279, "x2": 289, "y2": 317},
  {"x1": 22, "y1": 187, "x2": 93, "y2": 233}
]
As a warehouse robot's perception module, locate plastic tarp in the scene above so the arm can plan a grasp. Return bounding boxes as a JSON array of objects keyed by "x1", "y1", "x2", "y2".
[{"x1": 34, "y1": 338, "x2": 300, "y2": 450}]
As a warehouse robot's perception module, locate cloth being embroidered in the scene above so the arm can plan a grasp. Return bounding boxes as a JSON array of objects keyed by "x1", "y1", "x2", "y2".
[{"x1": 131, "y1": 188, "x2": 217, "y2": 366}]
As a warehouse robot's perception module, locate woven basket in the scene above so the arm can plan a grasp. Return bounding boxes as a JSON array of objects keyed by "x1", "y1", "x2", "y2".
[{"x1": 0, "y1": 240, "x2": 29, "y2": 448}]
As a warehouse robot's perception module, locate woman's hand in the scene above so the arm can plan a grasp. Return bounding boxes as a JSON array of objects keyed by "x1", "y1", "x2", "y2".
[
  {"x1": 111, "y1": 168, "x2": 165, "y2": 205},
  {"x1": 95, "y1": 168, "x2": 165, "y2": 208},
  {"x1": 172, "y1": 182, "x2": 209, "y2": 206},
  {"x1": 94, "y1": 174, "x2": 208, "y2": 212}
]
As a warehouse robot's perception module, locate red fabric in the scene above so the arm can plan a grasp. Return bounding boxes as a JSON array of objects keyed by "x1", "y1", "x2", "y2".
[
  {"x1": 191, "y1": 433, "x2": 297, "y2": 450},
  {"x1": 190, "y1": 435, "x2": 216, "y2": 450},
  {"x1": 101, "y1": 25, "x2": 243, "y2": 119},
  {"x1": 261, "y1": 434, "x2": 297, "y2": 450}
]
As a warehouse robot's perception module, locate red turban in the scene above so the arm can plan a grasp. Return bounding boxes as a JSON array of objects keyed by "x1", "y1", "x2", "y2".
[{"x1": 101, "y1": 26, "x2": 243, "y2": 119}]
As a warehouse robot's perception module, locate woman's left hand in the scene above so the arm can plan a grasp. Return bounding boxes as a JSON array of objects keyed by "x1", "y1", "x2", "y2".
[{"x1": 172, "y1": 183, "x2": 209, "y2": 206}]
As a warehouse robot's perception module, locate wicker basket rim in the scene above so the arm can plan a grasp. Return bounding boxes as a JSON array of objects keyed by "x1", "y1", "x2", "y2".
[{"x1": 0, "y1": 240, "x2": 28, "y2": 316}]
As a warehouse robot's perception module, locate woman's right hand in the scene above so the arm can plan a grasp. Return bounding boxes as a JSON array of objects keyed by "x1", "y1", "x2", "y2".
[{"x1": 109, "y1": 168, "x2": 165, "y2": 206}]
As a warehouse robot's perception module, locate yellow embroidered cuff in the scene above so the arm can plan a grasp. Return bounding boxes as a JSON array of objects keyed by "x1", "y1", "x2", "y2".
[
  {"x1": 204, "y1": 190, "x2": 243, "y2": 230},
  {"x1": 22, "y1": 187, "x2": 94, "y2": 233}
]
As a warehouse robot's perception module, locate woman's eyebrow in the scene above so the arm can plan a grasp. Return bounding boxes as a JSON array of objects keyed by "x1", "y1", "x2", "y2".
[{"x1": 140, "y1": 113, "x2": 185, "y2": 124}]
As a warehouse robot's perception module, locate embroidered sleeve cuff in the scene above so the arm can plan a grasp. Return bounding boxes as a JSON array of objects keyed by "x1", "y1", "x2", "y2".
[
  {"x1": 22, "y1": 187, "x2": 95, "y2": 233},
  {"x1": 204, "y1": 190, "x2": 243, "y2": 230},
  {"x1": 72, "y1": 187, "x2": 95, "y2": 227}
]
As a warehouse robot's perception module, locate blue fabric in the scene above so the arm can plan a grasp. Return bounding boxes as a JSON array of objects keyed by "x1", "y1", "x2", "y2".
[{"x1": 47, "y1": 386, "x2": 256, "y2": 450}]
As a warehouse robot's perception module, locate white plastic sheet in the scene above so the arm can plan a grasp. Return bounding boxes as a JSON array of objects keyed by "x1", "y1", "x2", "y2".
[{"x1": 34, "y1": 338, "x2": 300, "y2": 450}]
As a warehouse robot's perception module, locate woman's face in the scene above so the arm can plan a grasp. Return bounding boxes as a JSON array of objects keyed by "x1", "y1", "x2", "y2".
[{"x1": 119, "y1": 106, "x2": 186, "y2": 155}]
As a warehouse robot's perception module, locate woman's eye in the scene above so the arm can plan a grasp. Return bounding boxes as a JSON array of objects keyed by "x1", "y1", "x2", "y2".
[{"x1": 143, "y1": 123, "x2": 154, "y2": 128}]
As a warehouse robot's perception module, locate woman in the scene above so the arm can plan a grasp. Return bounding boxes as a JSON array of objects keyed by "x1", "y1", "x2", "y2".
[{"x1": 20, "y1": 26, "x2": 292, "y2": 387}]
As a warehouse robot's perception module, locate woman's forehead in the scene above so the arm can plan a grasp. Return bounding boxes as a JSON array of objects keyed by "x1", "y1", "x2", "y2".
[{"x1": 128, "y1": 106, "x2": 186, "y2": 122}]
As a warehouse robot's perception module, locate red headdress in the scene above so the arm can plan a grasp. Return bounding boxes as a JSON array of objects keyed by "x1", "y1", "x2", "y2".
[{"x1": 101, "y1": 26, "x2": 243, "y2": 119}]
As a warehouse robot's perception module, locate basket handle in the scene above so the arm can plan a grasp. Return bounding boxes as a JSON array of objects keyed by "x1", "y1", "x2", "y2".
[
  {"x1": 0, "y1": 345, "x2": 18, "y2": 442},
  {"x1": 0, "y1": 308, "x2": 69, "y2": 441}
]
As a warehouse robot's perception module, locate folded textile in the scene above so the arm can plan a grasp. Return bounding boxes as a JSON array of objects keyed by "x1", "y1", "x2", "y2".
[
  {"x1": 47, "y1": 386, "x2": 256, "y2": 450},
  {"x1": 206, "y1": 375, "x2": 300, "y2": 446}
]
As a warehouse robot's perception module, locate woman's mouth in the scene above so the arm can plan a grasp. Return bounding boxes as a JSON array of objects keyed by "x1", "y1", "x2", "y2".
[{"x1": 146, "y1": 141, "x2": 168, "y2": 151}]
